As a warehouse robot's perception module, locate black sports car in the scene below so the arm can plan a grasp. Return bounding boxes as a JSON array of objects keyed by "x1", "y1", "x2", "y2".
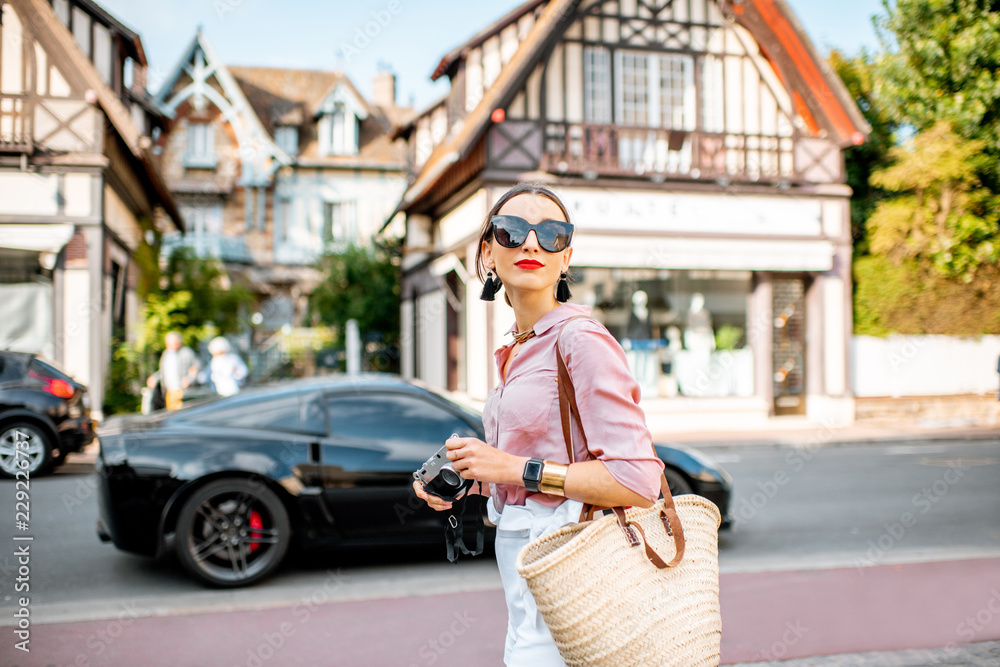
[
  {"x1": 0, "y1": 351, "x2": 95, "y2": 478},
  {"x1": 96, "y1": 374, "x2": 732, "y2": 587}
]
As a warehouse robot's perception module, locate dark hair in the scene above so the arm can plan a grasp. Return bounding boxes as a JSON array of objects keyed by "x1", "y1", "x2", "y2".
[{"x1": 473, "y1": 182, "x2": 573, "y2": 285}]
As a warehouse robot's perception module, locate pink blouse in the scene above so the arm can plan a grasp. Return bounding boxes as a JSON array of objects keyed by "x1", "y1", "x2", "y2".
[{"x1": 483, "y1": 303, "x2": 665, "y2": 511}]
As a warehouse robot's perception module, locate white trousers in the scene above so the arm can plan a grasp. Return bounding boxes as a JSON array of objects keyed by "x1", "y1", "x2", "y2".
[{"x1": 489, "y1": 497, "x2": 583, "y2": 667}]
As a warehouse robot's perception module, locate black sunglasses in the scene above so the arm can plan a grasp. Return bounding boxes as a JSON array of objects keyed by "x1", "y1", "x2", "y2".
[{"x1": 490, "y1": 215, "x2": 574, "y2": 253}]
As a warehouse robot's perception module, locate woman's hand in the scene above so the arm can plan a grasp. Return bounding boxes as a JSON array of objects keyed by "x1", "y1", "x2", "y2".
[
  {"x1": 412, "y1": 479, "x2": 456, "y2": 512},
  {"x1": 446, "y1": 436, "x2": 525, "y2": 486}
]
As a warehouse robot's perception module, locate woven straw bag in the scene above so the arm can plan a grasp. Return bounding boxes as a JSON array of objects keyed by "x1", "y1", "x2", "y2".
[{"x1": 515, "y1": 316, "x2": 722, "y2": 666}]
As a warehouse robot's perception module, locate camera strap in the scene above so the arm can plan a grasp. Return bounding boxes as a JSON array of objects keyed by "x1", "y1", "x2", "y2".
[{"x1": 445, "y1": 482, "x2": 485, "y2": 564}]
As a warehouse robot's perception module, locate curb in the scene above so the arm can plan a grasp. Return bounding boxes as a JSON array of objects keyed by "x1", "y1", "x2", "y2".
[{"x1": 655, "y1": 430, "x2": 1000, "y2": 451}]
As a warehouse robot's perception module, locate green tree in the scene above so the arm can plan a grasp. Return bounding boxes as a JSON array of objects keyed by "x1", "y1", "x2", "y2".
[
  {"x1": 308, "y1": 239, "x2": 400, "y2": 350},
  {"x1": 868, "y1": 122, "x2": 999, "y2": 281},
  {"x1": 874, "y1": 0, "x2": 1000, "y2": 186},
  {"x1": 162, "y1": 247, "x2": 252, "y2": 335}
]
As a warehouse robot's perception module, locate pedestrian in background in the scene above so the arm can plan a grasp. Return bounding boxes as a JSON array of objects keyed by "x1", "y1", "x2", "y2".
[
  {"x1": 207, "y1": 336, "x2": 248, "y2": 397},
  {"x1": 148, "y1": 331, "x2": 200, "y2": 411},
  {"x1": 413, "y1": 183, "x2": 664, "y2": 665}
]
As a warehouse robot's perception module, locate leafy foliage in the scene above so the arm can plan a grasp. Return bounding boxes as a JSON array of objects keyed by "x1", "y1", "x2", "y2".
[
  {"x1": 874, "y1": 0, "x2": 1000, "y2": 186},
  {"x1": 307, "y1": 239, "x2": 401, "y2": 348},
  {"x1": 868, "y1": 122, "x2": 999, "y2": 281},
  {"x1": 854, "y1": 255, "x2": 1000, "y2": 335}
]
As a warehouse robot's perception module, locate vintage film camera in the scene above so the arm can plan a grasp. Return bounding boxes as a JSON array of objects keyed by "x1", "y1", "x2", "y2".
[{"x1": 413, "y1": 438, "x2": 472, "y2": 502}]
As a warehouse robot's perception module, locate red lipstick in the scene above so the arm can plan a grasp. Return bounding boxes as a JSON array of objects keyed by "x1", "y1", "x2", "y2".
[{"x1": 515, "y1": 260, "x2": 543, "y2": 269}]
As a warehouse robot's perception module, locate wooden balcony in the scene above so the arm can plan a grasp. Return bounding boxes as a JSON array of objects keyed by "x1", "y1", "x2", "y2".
[
  {"x1": 0, "y1": 94, "x2": 33, "y2": 153},
  {"x1": 487, "y1": 121, "x2": 843, "y2": 185}
]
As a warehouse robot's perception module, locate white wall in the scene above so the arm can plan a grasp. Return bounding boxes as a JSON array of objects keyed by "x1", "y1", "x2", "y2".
[{"x1": 852, "y1": 335, "x2": 1000, "y2": 397}]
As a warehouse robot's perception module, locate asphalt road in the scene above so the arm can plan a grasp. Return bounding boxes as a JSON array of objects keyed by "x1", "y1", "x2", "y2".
[{"x1": 0, "y1": 438, "x2": 998, "y2": 664}]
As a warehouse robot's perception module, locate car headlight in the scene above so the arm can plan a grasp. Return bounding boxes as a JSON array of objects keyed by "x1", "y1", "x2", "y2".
[{"x1": 682, "y1": 447, "x2": 731, "y2": 485}]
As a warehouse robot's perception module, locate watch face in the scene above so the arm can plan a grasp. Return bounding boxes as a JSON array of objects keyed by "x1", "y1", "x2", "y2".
[{"x1": 523, "y1": 459, "x2": 544, "y2": 491}]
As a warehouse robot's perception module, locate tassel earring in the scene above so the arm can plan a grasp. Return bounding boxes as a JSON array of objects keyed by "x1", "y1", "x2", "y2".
[
  {"x1": 556, "y1": 272, "x2": 572, "y2": 302},
  {"x1": 480, "y1": 270, "x2": 503, "y2": 301}
]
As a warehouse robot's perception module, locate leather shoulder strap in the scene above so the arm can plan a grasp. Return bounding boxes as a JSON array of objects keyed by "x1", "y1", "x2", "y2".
[
  {"x1": 554, "y1": 315, "x2": 686, "y2": 569},
  {"x1": 555, "y1": 315, "x2": 592, "y2": 464}
]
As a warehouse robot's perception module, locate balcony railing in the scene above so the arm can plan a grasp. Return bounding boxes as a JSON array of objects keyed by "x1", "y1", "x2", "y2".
[
  {"x1": 536, "y1": 122, "x2": 833, "y2": 184},
  {"x1": 161, "y1": 232, "x2": 253, "y2": 264},
  {"x1": 0, "y1": 94, "x2": 33, "y2": 153}
]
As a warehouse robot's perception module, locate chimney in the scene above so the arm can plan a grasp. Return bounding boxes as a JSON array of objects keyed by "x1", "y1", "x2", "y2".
[{"x1": 373, "y1": 70, "x2": 396, "y2": 108}]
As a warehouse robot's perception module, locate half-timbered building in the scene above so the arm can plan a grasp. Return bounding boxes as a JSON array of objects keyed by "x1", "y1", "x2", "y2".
[
  {"x1": 0, "y1": 0, "x2": 182, "y2": 413},
  {"x1": 153, "y1": 31, "x2": 411, "y2": 332},
  {"x1": 391, "y1": 0, "x2": 869, "y2": 426}
]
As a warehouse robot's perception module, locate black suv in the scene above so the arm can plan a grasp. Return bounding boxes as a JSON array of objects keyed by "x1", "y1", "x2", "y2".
[{"x1": 0, "y1": 351, "x2": 95, "y2": 478}]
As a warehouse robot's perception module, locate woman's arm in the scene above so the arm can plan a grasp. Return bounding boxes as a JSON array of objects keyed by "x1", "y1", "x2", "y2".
[{"x1": 445, "y1": 437, "x2": 654, "y2": 509}]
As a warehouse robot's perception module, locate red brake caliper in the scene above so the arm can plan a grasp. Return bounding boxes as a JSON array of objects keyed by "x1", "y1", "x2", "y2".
[{"x1": 249, "y1": 510, "x2": 263, "y2": 553}]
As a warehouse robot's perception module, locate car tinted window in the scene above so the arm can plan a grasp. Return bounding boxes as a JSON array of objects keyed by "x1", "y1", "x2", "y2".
[
  {"x1": 183, "y1": 393, "x2": 316, "y2": 435},
  {"x1": 326, "y1": 392, "x2": 475, "y2": 447},
  {"x1": 28, "y1": 358, "x2": 72, "y2": 383}
]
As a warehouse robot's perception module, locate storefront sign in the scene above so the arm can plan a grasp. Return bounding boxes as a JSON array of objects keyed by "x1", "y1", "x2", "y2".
[{"x1": 563, "y1": 189, "x2": 825, "y2": 237}]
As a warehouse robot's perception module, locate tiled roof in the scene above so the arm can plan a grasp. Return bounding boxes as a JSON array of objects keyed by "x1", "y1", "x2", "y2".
[{"x1": 229, "y1": 66, "x2": 409, "y2": 166}]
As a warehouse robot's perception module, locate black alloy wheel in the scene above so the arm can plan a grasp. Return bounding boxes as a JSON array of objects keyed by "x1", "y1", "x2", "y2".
[
  {"x1": 175, "y1": 478, "x2": 291, "y2": 587},
  {"x1": 663, "y1": 467, "x2": 693, "y2": 497},
  {"x1": 0, "y1": 423, "x2": 55, "y2": 479}
]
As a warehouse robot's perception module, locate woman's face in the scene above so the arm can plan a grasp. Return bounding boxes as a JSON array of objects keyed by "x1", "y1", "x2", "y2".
[{"x1": 481, "y1": 193, "x2": 573, "y2": 300}]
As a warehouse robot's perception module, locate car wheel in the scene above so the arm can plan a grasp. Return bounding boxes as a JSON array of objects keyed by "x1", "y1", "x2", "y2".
[
  {"x1": 0, "y1": 423, "x2": 55, "y2": 479},
  {"x1": 175, "y1": 478, "x2": 291, "y2": 588},
  {"x1": 663, "y1": 467, "x2": 693, "y2": 497}
]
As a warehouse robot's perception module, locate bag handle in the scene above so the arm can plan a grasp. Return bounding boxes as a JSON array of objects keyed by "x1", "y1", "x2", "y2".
[{"x1": 556, "y1": 316, "x2": 686, "y2": 569}]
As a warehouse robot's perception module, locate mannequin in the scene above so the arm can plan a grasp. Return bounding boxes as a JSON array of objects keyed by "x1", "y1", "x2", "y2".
[
  {"x1": 625, "y1": 290, "x2": 654, "y2": 340},
  {"x1": 683, "y1": 292, "x2": 715, "y2": 353},
  {"x1": 623, "y1": 289, "x2": 659, "y2": 396}
]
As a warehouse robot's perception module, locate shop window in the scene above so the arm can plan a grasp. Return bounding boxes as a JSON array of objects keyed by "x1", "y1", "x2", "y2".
[{"x1": 571, "y1": 267, "x2": 753, "y2": 399}]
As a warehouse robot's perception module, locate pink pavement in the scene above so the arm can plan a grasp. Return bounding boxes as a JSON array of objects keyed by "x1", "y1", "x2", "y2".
[{"x1": 6, "y1": 558, "x2": 1000, "y2": 666}]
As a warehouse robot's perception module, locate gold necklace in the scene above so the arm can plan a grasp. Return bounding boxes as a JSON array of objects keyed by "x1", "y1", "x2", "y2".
[{"x1": 512, "y1": 328, "x2": 535, "y2": 344}]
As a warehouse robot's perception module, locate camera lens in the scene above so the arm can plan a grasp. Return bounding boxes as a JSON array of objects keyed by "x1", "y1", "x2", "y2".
[{"x1": 440, "y1": 468, "x2": 462, "y2": 488}]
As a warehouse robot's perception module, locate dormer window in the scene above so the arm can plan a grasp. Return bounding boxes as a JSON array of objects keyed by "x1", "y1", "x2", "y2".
[
  {"x1": 315, "y1": 85, "x2": 367, "y2": 157},
  {"x1": 275, "y1": 125, "x2": 299, "y2": 156},
  {"x1": 321, "y1": 103, "x2": 358, "y2": 156}
]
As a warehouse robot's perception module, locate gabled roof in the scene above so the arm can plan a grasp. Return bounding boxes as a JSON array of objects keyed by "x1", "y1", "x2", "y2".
[
  {"x1": 734, "y1": 0, "x2": 869, "y2": 146},
  {"x1": 308, "y1": 74, "x2": 371, "y2": 119},
  {"x1": 19, "y1": 0, "x2": 182, "y2": 230},
  {"x1": 153, "y1": 30, "x2": 292, "y2": 179},
  {"x1": 395, "y1": 0, "x2": 580, "y2": 215},
  {"x1": 70, "y1": 0, "x2": 147, "y2": 65},
  {"x1": 229, "y1": 66, "x2": 406, "y2": 166},
  {"x1": 395, "y1": 0, "x2": 871, "y2": 217},
  {"x1": 430, "y1": 0, "x2": 547, "y2": 81},
  {"x1": 227, "y1": 66, "x2": 344, "y2": 135}
]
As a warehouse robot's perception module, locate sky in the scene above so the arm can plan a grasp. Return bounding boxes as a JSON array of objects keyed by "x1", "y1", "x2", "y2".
[{"x1": 95, "y1": 0, "x2": 886, "y2": 111}]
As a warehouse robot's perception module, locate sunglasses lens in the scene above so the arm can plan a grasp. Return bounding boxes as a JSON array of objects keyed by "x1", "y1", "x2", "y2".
[
  {"x1": 491, "y1": 216, "x2": 573, "y2": 252},
  {"x1": 493, "y1": 224, "x2": 520, "y2": 248},
  {"x1": 492, "y1": 216, "x2": 526, "y2": 248},
  {"x1": 537, "y1": 224, "x2": 571, "y2": 252}
]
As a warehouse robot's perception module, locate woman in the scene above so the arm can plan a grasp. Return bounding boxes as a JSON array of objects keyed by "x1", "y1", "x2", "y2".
[
  {"x1": 206, "y1": 336, "x2": 248, "y2": 397},
  {"x1": 413, "y1": 183, "x2": 665, "y2": 665}
]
